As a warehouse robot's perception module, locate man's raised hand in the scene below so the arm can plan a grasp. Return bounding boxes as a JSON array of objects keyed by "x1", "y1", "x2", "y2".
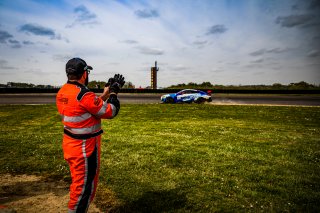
[
  {"x1": 114, "y1": 74, "x2": 125, "y2": 88},
  {"x1": 107, "y1": 74, "x2": 125, "y2": 94}
]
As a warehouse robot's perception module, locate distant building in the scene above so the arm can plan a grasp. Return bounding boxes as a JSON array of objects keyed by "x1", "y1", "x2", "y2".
[{"x1": 150, "y1": 61, "x2": 159, "y2": 89}]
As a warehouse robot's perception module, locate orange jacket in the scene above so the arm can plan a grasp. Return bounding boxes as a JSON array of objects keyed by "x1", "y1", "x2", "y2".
[{"x1": 56, "y1": 81, "x2": 116, "y2": 139}]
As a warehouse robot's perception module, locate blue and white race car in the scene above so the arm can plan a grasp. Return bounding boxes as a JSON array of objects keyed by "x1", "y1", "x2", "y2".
[{"x1": 161, "y1": 89, "x2": 212, "y2": 104}]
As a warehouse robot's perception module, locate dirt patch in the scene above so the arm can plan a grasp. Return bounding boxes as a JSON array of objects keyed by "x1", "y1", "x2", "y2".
[{"x1": 0, "y1": 174, "x2": 102, "y2": 213}]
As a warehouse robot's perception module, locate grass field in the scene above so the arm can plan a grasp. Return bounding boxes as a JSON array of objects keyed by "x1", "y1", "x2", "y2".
[{"x1": 0, "y1": 104, "x2": 319, "y2": 212}]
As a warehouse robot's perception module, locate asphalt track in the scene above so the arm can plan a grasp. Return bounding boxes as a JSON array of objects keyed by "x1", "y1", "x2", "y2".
[{"x1": 0, "y1": 93, "x2": 320, "y2": 106}]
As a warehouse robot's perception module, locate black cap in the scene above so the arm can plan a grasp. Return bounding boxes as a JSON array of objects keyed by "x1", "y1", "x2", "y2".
[{"x1": 66, "y1": 58, "x2": 92, "y2": 75}]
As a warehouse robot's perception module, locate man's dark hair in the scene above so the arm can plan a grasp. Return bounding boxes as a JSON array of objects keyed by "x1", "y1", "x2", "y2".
[{"x1": 67, "y1": 73, "x2": 83, "y2": 80}]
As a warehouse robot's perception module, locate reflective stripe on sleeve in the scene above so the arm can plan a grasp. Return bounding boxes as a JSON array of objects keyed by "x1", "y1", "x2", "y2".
[
  {"x1": 110, "y1": 104, "x2": 116, "y2": 118},
  {"x1": 95, "y1": 101, "x2": 108, "y2": 117},
  {"x1": 62, "y1": 113, "x2": 92, "y2": 123},
  {"x1": 64, "y1": 123, "x2": 101, "y2": 134}
]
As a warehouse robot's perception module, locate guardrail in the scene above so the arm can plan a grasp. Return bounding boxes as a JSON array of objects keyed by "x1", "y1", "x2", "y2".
[{"x1": 1, "y1": 88, "x2": 320, "y2": 94}]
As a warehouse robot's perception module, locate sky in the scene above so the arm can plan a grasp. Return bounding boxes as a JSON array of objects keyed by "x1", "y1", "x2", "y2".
[{"x1": 0, "y1": 0, "x2": 319, "y2": 88}]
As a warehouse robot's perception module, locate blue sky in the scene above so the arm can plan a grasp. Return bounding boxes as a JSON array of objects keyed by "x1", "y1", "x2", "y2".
[{"x1": 0, "y1": 0, "x2": 319, "y2": 87}]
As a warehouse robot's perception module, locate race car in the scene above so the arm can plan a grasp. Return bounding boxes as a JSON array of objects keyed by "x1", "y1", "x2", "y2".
[{"x1": 161, "y1": 89, "x2": 212, "y2": 104}]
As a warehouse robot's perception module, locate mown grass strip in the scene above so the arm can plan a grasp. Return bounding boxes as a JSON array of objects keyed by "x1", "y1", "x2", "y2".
[{"x1": 0, "y1": 104, "x2": 319, "y2": 212}]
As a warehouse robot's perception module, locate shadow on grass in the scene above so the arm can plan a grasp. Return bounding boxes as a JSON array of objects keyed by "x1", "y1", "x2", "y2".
[{"x1": 111, "y1": 189, "x2": 188, "y2": 213}]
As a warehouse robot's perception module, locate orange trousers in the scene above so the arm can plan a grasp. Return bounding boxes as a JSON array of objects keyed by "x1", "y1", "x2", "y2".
[{"x1": 63, "y1": 134, "x2": 101, "y2": 213}]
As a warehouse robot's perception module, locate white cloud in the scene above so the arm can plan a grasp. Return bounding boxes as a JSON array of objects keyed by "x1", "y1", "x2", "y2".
[
  {"x1": 134, "y1": 9, "x2": 159, "y2": 19},
  {"x1": 275, "y1": 14, "x2": 315, "y2": 28},
  {"x1": 135, "y1": 46, "x2": 164, "y2": 55},
  {"x1": 307, "y1": 49, "x2": 319, "y2": 57},
  {"x1": 66, "y1": 4, "x2": 99, "y2": 28}
]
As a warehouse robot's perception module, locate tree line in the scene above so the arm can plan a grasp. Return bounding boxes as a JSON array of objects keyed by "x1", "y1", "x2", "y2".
[
  {"x1": 167, "y1": 81, "x2": 320, "y2": 90},
  {"x1": 87, "y1": 80, "x2": 135, "y2": 89},
  {"x1": 0, "y1": 81, "x2": 135, "y2": 89},
  {"x1": 1, "y1": 82, "x2": 57, "y2": 88},
  {"x1": 1, "y1": 81, "x2": 319, "y2": 90}
]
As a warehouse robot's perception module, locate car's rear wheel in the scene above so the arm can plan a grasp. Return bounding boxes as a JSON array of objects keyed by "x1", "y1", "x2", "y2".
[
  {"x1": 194, "y1": 97, "x2": 205, "y2": 104},
  {"x1": 165, "y1": 97, "x2": 174, "y2": 104}
]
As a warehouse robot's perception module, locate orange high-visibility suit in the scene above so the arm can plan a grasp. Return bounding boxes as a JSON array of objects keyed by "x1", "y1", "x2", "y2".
[{"x1": 56, "y1": 81, "x2": 118, "y2": 213}]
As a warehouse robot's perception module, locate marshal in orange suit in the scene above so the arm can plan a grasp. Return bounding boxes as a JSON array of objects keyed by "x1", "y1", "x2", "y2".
[{"x1": 56, "y1": 58, "x2": 124, "y2": 213}]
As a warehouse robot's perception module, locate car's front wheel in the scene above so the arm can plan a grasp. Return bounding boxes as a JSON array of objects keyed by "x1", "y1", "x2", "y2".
[{"x1": 165, "y1": 97, "x2": 174, "y2": 104}]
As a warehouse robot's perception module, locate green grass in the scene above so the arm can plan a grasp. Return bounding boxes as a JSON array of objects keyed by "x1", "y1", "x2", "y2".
[{"x1": 0, "y1": 104, "x2": 320, "y2": 212}]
